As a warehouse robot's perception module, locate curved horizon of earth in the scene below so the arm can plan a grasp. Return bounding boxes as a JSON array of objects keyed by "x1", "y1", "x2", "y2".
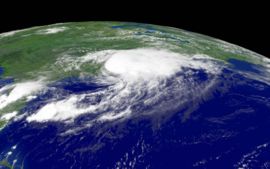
[{"x1": 0, "y1": 22, "x2": 270, "y2": 169}]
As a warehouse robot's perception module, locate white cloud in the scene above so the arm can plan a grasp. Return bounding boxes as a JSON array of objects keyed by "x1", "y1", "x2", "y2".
[
  {"x1": 1, "y1": 111, "x2": 18, "y2": 120},
  {"x1": 26, "y1": 95, "x2": 96, "y2": 122},
  {"x1": 0, "y1": 80, "x2": 44, "y2": 110},
  {"x1": 0, "y1": 30, "x2": 22, "y2": 38},
  {"x1": 98, "y1": 107, "x2": 132, "y2": 122},
  {"x1": 104, "y1": 48, "x2": 219, "y2": 80},
  {"x1": 104, "y1": 49, "x2": 182, "y2": 79},
  {"x1": 37, "y1": 27, "x2": 67, "y2": 34}
]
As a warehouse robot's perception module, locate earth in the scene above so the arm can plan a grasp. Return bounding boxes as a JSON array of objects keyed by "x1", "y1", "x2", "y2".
[{"x1": 0, "y1": 22, "x2": 270, "y2": 169}]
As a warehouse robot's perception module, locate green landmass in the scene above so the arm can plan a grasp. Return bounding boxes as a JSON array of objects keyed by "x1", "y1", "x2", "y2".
[
  {"x1": 0, "y1": 159, "x2": 13, "y2": 169},
  {"x1": 0, "y1": 120, "x2": 6, "y2": 130},
  {"x1": 0, "y1": 22, "x2": 265, "y2": 82}
]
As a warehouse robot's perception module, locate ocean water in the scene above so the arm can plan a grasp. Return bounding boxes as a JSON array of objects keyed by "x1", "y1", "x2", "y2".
[{"x1": 1, "y1": 61, "x2": 270, "y2": 169}]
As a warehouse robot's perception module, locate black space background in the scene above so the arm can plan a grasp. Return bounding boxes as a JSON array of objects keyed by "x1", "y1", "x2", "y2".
[{"x1": 0, "y1": 2, "x2": 269, "y2": 57}]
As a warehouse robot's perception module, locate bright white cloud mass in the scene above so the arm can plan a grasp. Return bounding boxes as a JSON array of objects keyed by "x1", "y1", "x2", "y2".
[
  {"x1": 0, "y1": 81, "x2": 44, "y2": 110},
  {"x1": 26, "y1": 48, "x2": 221, "y2": 123},
  {"x1": 37, "y1": 27, "x2": 67, "y2": 35}
]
